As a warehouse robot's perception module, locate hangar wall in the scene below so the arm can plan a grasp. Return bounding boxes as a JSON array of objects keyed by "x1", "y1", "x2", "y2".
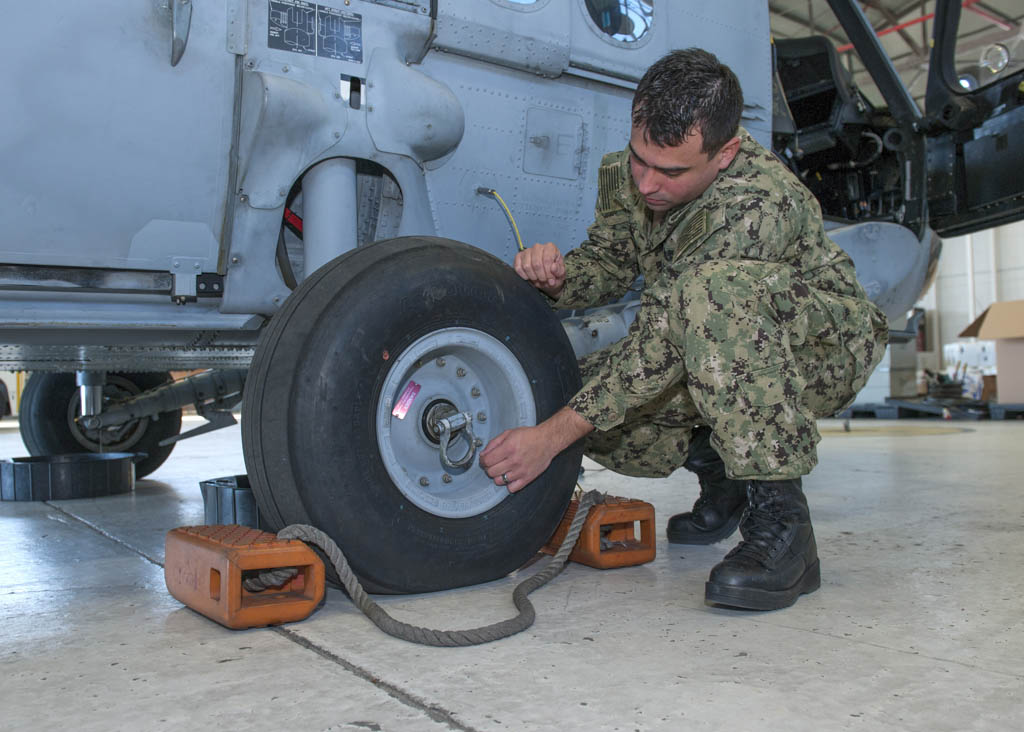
[{"x1": 917, "y1": 219, "x2": 1024, "y2": 372}]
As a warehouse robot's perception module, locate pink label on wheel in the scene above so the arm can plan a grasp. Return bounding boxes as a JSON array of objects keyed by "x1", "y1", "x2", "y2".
[{"x1": 391, "y1": 380, "x2": 421, "y2": 419}]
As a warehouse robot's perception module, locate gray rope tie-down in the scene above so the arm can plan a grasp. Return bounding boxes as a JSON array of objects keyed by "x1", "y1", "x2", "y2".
[
  {"x1": 242, "y1": 567, "x2": 298, "y2": 593},
  {"x1": 254, "y1": 489, "x2": 603, "y2": 647}
]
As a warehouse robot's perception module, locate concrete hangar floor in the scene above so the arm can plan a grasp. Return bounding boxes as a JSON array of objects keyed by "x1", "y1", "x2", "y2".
[{"x1": 1, "y1": 414, "x2": 1022, "y2": 731}]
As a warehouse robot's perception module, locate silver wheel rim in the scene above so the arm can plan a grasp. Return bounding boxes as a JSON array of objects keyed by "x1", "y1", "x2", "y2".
[{"x1": 376, "y1": 327, "x2": 535, "y2": 518}]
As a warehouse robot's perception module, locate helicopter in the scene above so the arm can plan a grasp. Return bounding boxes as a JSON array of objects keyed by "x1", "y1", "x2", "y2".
[{"x1": 1, "y1": 0, "x2": 1020, "y2": 592}]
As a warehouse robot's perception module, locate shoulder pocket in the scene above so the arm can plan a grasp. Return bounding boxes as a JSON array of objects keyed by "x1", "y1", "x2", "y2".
[{"x1": 673, "y1": 208, "x2": 726, "y2": 261}]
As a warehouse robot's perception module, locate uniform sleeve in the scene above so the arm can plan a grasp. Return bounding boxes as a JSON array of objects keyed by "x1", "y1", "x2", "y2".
[
  {"x1": 553, "y1": 216, "x2": 638, "y2": 309},
  {"x1": 793, "y1": 196, "x2": 872, "y2": 300},
  {"x1": 567, "y1": 283, "x2": 687, "y2": 430},
  {"x1": 550, "y1": 157, "x2": 640, "y2": 310}
]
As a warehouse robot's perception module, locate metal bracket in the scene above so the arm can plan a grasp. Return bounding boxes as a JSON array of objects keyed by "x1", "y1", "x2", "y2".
[
  {"x1": 196, "y1": 273, "x2": 225, "y2": 298},
  {"x1": 160, "y1": 407, "x2": 238, "y2": 446},
  {"x1": 226, "y1": 0, "x2": 248, "y2": 55},
  {"x1": 171, "y1": 257, "x2": 204, "y2": 302},
  {"x1": 80, "y1": 369, "x2": 246, "y2": 445},
  {"x1": 158, "y1": 374, "x2": 245, "y2": 445}
]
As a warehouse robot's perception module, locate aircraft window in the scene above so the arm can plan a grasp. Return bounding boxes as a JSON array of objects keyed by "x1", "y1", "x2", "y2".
[
  {"x1": 584, "y1": 0, "x2": 653, "y2": 43},
  {"x1": 947, "y1": 7, "x2": 1020, "y2": 93},
  {"x1": 957, "y1": 40, "x2": 1017, "y2": 92}
]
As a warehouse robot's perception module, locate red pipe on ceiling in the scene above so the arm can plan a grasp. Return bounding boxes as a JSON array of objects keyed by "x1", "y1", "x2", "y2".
[
  {"x1": 965, "y1": 3, "x2": 1013, "y2": 31},
  {"x1": 834, "y1": 0, "x2": 994, "y2": 53}
]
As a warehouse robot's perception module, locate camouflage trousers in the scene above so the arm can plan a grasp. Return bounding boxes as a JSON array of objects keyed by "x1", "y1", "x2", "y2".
[{"x1": 582, "y1": 259, "x2": 888, "y2": 481}]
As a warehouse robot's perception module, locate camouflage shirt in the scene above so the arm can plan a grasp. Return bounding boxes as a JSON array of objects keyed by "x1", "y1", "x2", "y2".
[{"x1": 555, "y1": 128, "x2": 882, "y2": 430}]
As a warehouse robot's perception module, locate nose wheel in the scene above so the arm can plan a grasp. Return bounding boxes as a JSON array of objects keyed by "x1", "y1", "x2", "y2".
[{"x1": 18, "y1": 371, "x2": 183, "y2": 479}]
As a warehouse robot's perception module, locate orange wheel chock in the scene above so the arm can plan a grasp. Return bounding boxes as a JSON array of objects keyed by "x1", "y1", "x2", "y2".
[
  {"x1": 543, "y1": 495, "x2": 656, "y2": 569},
  {"x1": 164, "y1": 525, "x2": 325, "y2": 630}
]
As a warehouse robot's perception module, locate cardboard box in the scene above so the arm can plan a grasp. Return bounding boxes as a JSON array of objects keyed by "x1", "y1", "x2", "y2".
[{"x1": 959, "y1": 301, "x2": 1024, "y2": 404}]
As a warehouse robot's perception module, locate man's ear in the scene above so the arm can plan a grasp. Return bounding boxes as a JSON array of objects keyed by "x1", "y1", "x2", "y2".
[{"x1": 715, "y1": 136, "x2": 741, "y2": 170}]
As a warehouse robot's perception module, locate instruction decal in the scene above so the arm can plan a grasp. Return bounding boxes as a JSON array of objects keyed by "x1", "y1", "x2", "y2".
[
  {"x1": 268, "y1": 0, "x2": 363, "y2": 63},
  {"x1": 392, "y1": 381, "x2": 421, "y2": 420}
]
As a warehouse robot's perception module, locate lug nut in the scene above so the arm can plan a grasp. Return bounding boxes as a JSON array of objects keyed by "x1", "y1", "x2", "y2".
[
  {"x1": 435, "y1": 357, "x2": 446, "y2": 368},
  {"x1": 471, "y1": 387, "x2": 481, "y2": 397},
  {"x1": 442, "y1": 474, "x2": 453, "y2": 484},
  {"x1": 456, "y1": 367, "x2": 466, "y2": 377},
  {"x1": 477, "y1": 411, "x2": 487, "y2": 422},
  {"x1": 419, "y1": 476, "x2": 430, "y2": 487}
]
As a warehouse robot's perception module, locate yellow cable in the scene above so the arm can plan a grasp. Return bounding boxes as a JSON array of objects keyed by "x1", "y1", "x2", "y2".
[{"x1": 485, "y1": 189, "x2": 524, "y2": 252}]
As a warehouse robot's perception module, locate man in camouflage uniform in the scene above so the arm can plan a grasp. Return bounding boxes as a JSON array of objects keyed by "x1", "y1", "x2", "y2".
[{"x1": 480, "y1": 48, "x2": 887, "y2": 610}]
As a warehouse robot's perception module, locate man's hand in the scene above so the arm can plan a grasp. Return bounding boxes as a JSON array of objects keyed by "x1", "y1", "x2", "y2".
[
  {"x1": 514, "y1": 242, "x2": 565, "y2": 299},
  {"x1": 479, "y1": 425, "x2": 556, "y2": 494},
  {"x1": 479, "y1": 407, "x2": 594, "y2": 493}
]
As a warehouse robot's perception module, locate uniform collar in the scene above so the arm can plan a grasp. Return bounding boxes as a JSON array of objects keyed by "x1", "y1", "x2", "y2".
[{"x1": 619, "y1": 128, "x2": 752, "y2": 252}]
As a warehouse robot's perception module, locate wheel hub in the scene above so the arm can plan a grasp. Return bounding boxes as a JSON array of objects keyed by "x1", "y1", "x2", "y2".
[
  {"x1": 376, "y1": 327, "x2": 535, "y2": 519},
  {"x1": 65, "y1": 375, "x2": 149, "y2": 452},
  {"x1": 421, "y1": 399, "x2": 459, "y2": 445}
]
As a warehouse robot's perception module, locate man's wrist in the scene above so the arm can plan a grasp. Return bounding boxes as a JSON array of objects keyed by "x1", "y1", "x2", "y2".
[
  {"x1": 539, "y1": 406, "x2": 593, "y2": 455},
  {"x1": 538, "y1": 281, "x2": 565, "y2": 300},
  {"x1": 541, "y1": 284, "x2": 567, "y2": 307}
]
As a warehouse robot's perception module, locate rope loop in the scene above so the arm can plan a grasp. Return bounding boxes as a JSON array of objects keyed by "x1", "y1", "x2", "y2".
[{"x1": 268, "y1": 489, "x2": 602, "y2": 646}]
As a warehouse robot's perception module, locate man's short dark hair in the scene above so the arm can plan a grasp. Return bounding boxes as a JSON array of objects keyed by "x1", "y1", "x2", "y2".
[{"x1": 632, "y1": 48, "x2": 743, "y2": 156}]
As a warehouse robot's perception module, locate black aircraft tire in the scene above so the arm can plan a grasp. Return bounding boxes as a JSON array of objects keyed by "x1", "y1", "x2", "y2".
[
  {"x1": 19, "y1": 372, "x2": 183, "y2": 479},
  {"x1": 242, "y1": 236, "x2": 583, "y2": 594}
]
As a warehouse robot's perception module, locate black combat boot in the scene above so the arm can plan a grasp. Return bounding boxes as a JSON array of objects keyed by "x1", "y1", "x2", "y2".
[
  {"x1": 666, "y1": 426, "x2": 747, "y2": 544},
  {"x1": 704, "y1": 478, "x2": 820, "y2": 610}
]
